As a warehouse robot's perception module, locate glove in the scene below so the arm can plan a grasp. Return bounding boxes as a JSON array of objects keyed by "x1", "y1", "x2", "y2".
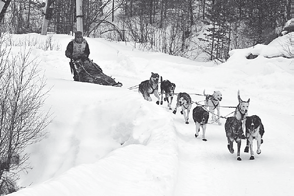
[
  {"x1": 81, "y1": 54, "x2": 88, "y2": 61},
  {"x1": 65, "y1": 51, "x2": 72, "y2": 59}
]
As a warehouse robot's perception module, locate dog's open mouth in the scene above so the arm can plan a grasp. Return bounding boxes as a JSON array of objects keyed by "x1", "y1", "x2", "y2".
[{"x1": 240, "y1": 109, "x2": 248, "y2": 114}]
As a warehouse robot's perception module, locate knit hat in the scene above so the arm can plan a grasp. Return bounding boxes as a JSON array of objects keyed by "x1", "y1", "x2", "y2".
[{"x1": 75, "y1": 31, "x2": 83, "y2": 38}]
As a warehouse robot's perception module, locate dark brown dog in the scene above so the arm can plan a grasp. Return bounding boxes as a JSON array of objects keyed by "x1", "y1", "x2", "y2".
[
  {"x1": 225, "y1": 117, "x2": 245, "y2": 161},
  {"x1": 160, "y1": 80, "x2": 176, "y2": 110},
  {"x1": 138, "y1": 72, "x2": 160, "y2": 102},
  {"x1": 193, "y1": 106, "x2": 209, "y2": 141}
]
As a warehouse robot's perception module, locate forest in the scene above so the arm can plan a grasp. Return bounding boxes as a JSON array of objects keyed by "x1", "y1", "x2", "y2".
[{"x1": 0, "y1": 0, "x2": 293, "y2": 61}]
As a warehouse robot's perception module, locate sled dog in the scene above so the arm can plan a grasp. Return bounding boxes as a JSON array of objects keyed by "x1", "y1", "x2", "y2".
[
  {"x1": 224, "y1": 117, "x2": 245, "y2": 161},
  {"x1": 244, "y1": 115, "x2": 265, "y2": 160},
  {"x1": 138, "y1": 72, "x2": 160, "y2": 102},
  {"x1": 234, "y1": 90, "x2": 250, "y2": 133},
  {"x1": 173, "y1": 92, "x2": 192, "y2": 124},
  {"x1": 193, "y1": 106, "x2": 209, "y2": 141},
  {"x1": 160, "y1": 80, "x2": 176, "y2": 110},
  {"x1": 203, "y1": 90, "x2": 222, "y2": 125}
]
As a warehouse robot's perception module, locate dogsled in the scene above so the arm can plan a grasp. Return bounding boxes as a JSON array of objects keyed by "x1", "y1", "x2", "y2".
[{"x1": 71, "y1": 59, "x2": 122, "y2": 87}]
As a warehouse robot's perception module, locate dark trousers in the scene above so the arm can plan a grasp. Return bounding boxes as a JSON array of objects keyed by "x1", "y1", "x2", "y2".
[{"x1": 69, "y1": 62, "x2": 79, "y2": 81}]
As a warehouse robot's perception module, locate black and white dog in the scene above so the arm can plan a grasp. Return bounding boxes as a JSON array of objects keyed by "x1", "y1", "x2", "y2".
[
  {"x1": 244, "y1": 115, "x2": 265, "y2": 160},
  {"x1": 138, "y1": 72, "x2": 160, "y2": 103},
  {"x1": 193, "y1": 106, "x2": 209, "y2": 141},
  {"x1": 173, "y1": 92, "x2": 192, "y2": 124},
  {"x1": 160, "y1": 80, "x2": 176, "y2": 110}
]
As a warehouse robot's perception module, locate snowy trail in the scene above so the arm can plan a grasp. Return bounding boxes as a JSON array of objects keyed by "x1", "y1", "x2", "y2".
[
  {"x1": 7, "y1": 34, "x2": 294, "y2": 196},
  {"x1": 171, "y1": 99, "x2": 293, "y2": 196},
  {"x1": 49, "y1": 35, "x2": 294, "y2": 196}
]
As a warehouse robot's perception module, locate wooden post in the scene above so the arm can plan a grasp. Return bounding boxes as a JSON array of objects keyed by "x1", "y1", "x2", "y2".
[{"x1": 76, "y1": 0, "x2": 83, "y2": 33}]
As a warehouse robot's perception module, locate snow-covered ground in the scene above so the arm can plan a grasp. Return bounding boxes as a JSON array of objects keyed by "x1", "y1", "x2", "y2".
[{"x1": 6, "y1": 32, "x2": 294, "y2": 196}]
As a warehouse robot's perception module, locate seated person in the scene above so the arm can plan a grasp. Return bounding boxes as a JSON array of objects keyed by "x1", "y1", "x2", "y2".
[{"x1": 65, "y1": 31, "x2": 90, "y2": 81}]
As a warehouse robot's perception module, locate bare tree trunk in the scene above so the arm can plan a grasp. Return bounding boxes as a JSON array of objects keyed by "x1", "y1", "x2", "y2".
[
  {"x1": 27, "y1": 0, "x2": 31, "y2": 29},
  {"x1": 0, "y1": 0, "x2": 12, "y2": 24},
  {"x1": 112, "y1": 0, "x2": 114, "y2": 22},
  {"x1": 149, "y1": 0, "x2": 153, "y2": 24}
]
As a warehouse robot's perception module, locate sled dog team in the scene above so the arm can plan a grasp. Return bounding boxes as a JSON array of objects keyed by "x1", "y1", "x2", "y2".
[{"x1": 138, "y1": 72, "x2": 265, "y2": 161}]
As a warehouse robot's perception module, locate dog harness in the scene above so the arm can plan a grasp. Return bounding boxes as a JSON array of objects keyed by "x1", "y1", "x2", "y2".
[
  {"x1": 207, "y1": 95, "x2": 219, "y2": 110},
  {"x1": 148, "y1": 80, "x2": 158, "y2": 94}
]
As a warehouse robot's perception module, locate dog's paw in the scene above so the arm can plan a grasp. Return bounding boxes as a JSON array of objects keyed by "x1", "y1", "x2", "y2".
[
  {"x1": 257, "y1": 149, "x2": 261, "y2": 154},
  {"x1": 173, "y1": 110, "x2": 176, "y2": 114},
  {"x1": 164, "y1": 97, "x2": 167, "y2": 101},
  {"x1": 156, "y1": 101, "x2": 159, "y2": 105},
  {"x1": 244, "y1": 146, "x2": 249, "y2": 153},
  {"x1": 237, "y1": 156, "x2": 242, "y2": 161},
  {"x1": 195, "y1": 134, "x2": 198, "y2": 138},
  {"x1": 185, "y1": 121, "x2": 189, "y2": 124},
  {"x1": 160, "y1": 101, "x2": 163, "y2": 105},
  {"x1": 202, "y1": 138, "x2": 207, "y2": 142},
  {"x1": 250, "y1": 156, "x2": 255, "y2": 160},
  {"x1": 180, "y1": 111, "x2": 184, "y2": 115},
  {"x1": 227, "y1": 144, "x2": 234, "y2": 154}
]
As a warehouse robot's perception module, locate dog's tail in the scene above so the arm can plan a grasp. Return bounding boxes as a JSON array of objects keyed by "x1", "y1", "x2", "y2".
[
  {"x1": 160, "y1": 76, "x2": 162, "y2": 92},
  {"x1": 138, "y1": 83, "x2": 143, "y2": 94},
  {"x1": 203, "y1": 89, "x2": 209, "y2": 102}
]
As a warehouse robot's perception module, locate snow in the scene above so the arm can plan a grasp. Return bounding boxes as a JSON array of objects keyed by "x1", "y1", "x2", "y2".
[{"x1": 6, "y1": 33, "x2": 294, "y2": 196}]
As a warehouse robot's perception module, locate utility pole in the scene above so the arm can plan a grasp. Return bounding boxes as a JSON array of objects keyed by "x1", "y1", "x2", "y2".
[
  {"x1": 76, "y1": 0, "x2": 83, "y2": 33},
  {"x1": 41, "y1": 0, "x2": 54, "y2": 35}
]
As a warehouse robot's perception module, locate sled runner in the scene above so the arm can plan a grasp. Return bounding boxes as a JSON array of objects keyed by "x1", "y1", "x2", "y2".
[{"x1": 72, "y1": 59, "x2": 122, "y2": 87}]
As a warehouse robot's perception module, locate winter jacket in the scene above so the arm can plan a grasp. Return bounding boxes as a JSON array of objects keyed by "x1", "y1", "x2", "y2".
[{"x1": 65, "y1": 39, "x2": 90, "y2": 60}]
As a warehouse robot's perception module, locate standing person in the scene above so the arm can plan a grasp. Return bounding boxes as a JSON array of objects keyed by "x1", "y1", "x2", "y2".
[{"x1": 65, "y1": 31, "x2": 90, "y2": 81}]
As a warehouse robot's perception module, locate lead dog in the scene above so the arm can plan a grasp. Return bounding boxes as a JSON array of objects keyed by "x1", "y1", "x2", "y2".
[
  {"x1": 244, "y1": 115, "x2": 265, "y2": 160},
  {"x1": 224, "y1": 116, "x2": 244, "y2": 161},
  {"x1": 160, "y1": 80, "x2": 176, "y2": 110},
  {"x1": 138, "y1": 72, "x2": 160, "y2": 103},
  {"x1": 203, "y1": 90, "x2": 222, "y2": 125},
  {"x1": 193, "y1": 106, "x2": 209, "y2": 141},
  {"x1": 173, "y1": 92, "x2": 192, "y2": 124},
  {"x1": 234, "y1": 90, "x2": 250, "y2": 134}
]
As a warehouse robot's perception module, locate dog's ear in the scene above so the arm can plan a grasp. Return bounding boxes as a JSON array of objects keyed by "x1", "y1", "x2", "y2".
[
  {"x1": 203, "y1": 89, "x2": 206, "y2": 96},
  {"x1": 247, "y1": 98, "x2": 250, "y2": 103},
  {"x1": 237, "y1": 90, "x2": 242, "y2": 102}
]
